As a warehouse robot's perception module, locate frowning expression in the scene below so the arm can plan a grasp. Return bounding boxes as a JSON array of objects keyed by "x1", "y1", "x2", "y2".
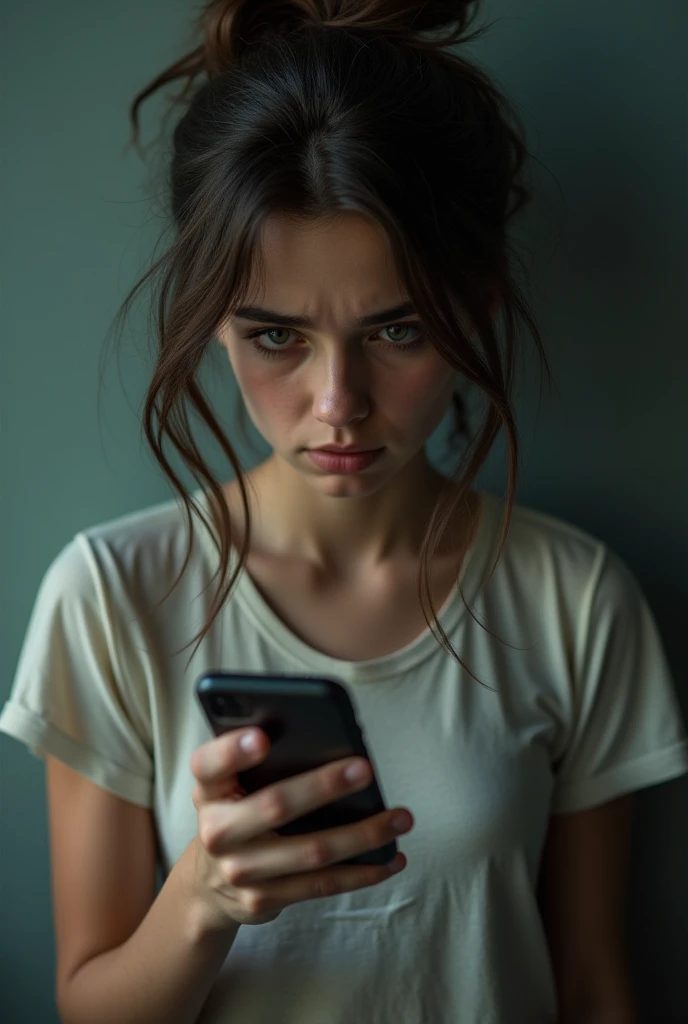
[{"x1": 216, "y1": 212, "x2": 459, "y2": 497}]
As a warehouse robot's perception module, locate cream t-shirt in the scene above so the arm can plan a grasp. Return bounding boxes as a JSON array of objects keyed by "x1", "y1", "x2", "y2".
[{"x1": 2, "y1": 487, "x2": 687, "y2": 1023}]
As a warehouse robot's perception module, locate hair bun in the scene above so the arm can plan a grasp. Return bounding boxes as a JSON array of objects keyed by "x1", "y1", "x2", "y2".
[{"x1": 200, "y1": 1, "x2": 482, "y2": 75}]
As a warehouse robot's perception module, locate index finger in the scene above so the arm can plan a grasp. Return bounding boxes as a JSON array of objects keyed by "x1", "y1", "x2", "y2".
[{"x1": 190, "y1": 727, "x2": 268, "y2": 783}]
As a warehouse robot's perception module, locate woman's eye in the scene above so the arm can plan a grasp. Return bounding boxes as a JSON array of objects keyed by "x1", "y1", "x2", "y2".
[
  {"x1": 244, "y1": 323, "x2": 424, "y2": 360},
  {"x1": 255, "y1": 328, "x2": 293, "y2": 349},
  {"x1": 244, "y1": 328, "x2": 295, "y2": 360},
  {"x1": 380, "y1": 325, "x2": 420, "y2": 345}
]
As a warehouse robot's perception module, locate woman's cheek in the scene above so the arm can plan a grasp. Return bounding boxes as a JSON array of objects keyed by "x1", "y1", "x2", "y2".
[
  {"x1": 393, "y1": 364, "x2": 456, "y2": 430},
  {"x1": 235, "y1": 362, "x2": 302, "y2": 437}
]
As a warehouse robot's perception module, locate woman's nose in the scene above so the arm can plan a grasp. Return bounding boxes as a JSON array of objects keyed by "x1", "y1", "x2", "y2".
[{"x1": 311, "y1": 352, "x2": 370, "y2": 428}]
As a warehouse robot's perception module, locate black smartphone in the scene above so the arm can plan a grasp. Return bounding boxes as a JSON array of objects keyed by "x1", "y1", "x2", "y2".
[{"x1": 195, "y1": 671, "x2": 397, "y2": 866}]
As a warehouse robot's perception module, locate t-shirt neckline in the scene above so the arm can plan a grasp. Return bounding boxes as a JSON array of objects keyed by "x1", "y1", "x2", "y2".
[{"x1": 192, "y1": 485, "x2": 501, "y2": 683}]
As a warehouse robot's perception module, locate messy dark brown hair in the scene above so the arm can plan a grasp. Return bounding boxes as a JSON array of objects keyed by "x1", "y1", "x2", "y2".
[{"x1": 114, "y1": 0, "x2": 550, "y2": 679}]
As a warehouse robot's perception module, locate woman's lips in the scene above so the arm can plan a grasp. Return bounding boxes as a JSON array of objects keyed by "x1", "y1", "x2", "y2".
[{"x1": 306, "y1": 448, "x2": 385, "y2": 473}]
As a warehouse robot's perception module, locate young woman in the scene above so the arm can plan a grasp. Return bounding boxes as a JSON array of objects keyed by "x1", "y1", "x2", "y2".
[{"x1": 1, "y1": 2, "x2": 686, "y2": 1022}]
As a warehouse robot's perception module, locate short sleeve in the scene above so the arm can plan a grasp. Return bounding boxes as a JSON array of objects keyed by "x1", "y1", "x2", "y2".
[
  {"x1": 0, "y1": 535, "x2": 154, "y2": 807},
  {"x1": 550, "y1": 545, "x2": 688, "y2": 814}
]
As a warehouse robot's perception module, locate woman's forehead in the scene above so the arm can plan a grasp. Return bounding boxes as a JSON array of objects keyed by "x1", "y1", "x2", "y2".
[{"x1": 242, "y1": 214, "x2": 405, "y2": 321}]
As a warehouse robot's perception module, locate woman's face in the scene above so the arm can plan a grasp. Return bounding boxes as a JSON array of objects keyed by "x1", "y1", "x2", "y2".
[{"x1": 216, "y1": 212, "x2": 460, "y2": 499}]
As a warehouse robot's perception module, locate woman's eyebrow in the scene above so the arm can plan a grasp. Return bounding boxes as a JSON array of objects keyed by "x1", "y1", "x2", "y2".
[{"x1": 232, "y1": 302, "x2": 417, "y2": 329}]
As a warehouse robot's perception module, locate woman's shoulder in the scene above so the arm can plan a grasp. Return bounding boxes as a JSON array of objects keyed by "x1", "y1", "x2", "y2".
[
  {"x1": 55, "y1": 488, "x2": 216, "y2": 599},
  {"x1": 80, "y1": 489, "x2": 192, "y2": 545},
  {"x1": 500, "y1": 496, "x2": 604, "y2": 559},
  {"x1": 482, "y1": 492, "x2": 620, "y2": 602},
  {"x1": 476, "y1": 495, "x2": 655, "y2": 667}
]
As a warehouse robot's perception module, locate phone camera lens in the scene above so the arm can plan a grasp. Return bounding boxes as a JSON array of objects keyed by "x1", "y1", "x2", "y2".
[{"x1": 210, "y1": 694, "x2": 252, "y2": 718}]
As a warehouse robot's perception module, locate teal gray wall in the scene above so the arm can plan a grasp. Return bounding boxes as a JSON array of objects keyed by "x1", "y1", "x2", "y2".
[{"x1": 1, "y1": 2, "x2": 686, "y2": 1020}]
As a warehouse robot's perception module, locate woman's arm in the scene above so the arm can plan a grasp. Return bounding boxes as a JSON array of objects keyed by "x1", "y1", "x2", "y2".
[
  {"x1": 59, "y1": 835, "x2": 239, "y2": 1024},
  {"x1": 537, "y1": 795, "x2": 638, "y2": 1024}
]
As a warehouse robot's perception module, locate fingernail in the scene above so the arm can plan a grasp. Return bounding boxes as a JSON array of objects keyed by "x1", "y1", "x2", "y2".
[
  {"x1": 240, "y1": 731, "x2": 261, "y2": 752},
  {"x1": 344, "y1": 760, "x2": 369, "y2": 783},
  {"x1": 392, "y1": 812, "x2": 411, "y2": 833}
]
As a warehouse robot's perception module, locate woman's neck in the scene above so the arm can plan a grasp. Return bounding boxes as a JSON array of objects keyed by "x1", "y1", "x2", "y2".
[{"x1": 222, "y1": 452, "x2": 479, "y2": 580}]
